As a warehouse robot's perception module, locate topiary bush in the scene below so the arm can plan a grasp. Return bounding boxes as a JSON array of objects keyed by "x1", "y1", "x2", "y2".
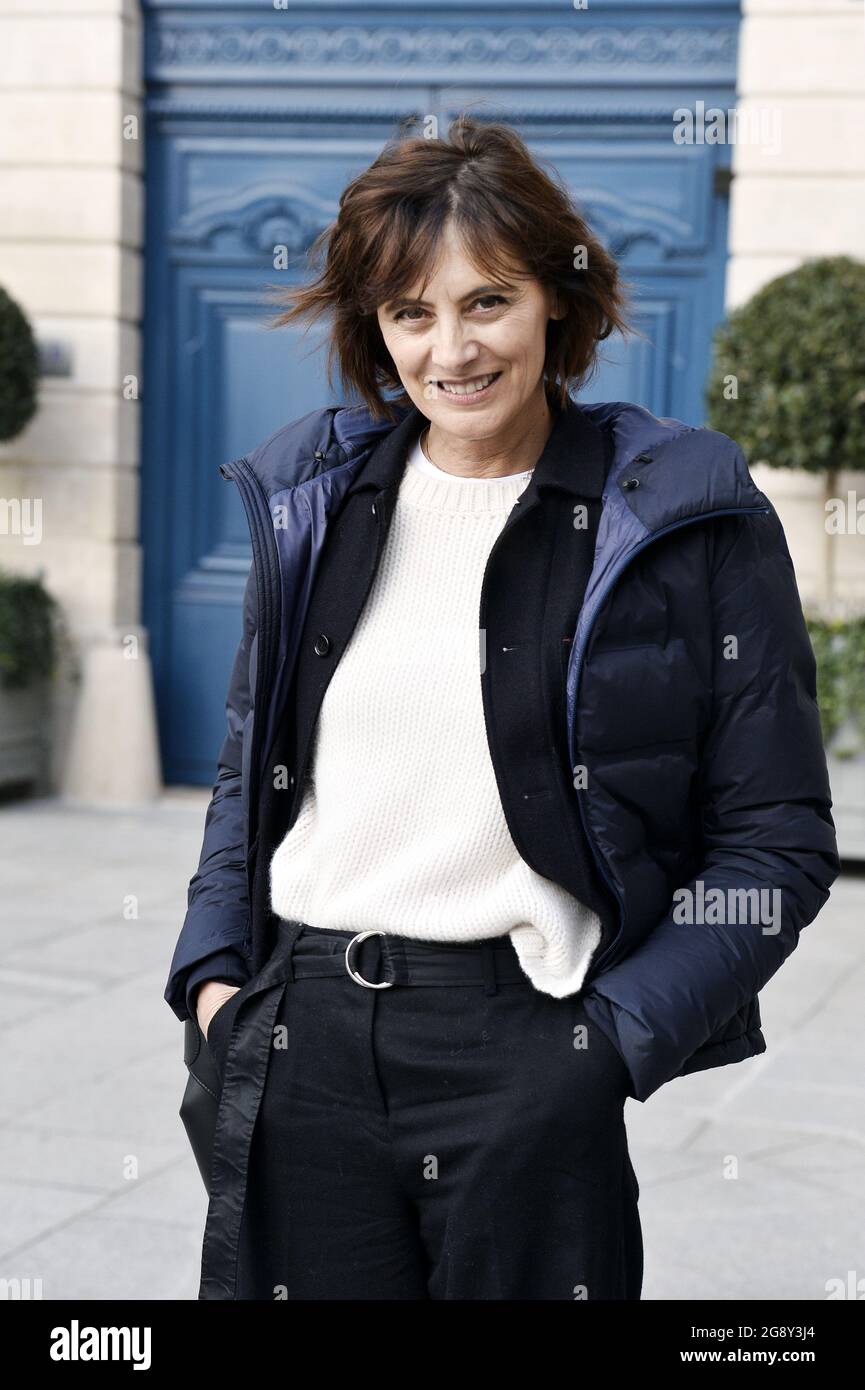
[
  {"x1": 0, "y1": 285, "x2": 39, "y2": 443},
  {"x1": 0, "y1": 569, "x2": 58, "y2": 689},
  {"x1": 705, "y1": 255, "x2": 865, "y2": 473},
  {"x1": 807, "y1": 615, "x2": 865, "y2": 756}
]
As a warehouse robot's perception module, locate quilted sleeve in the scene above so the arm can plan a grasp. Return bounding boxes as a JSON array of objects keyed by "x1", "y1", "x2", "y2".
[
  {"x1": 582, "y1": 501, "x2": 841, "y2": 1101},
  {"x1": 163, "y1": 563, "x2": 258, "y2": 1021}
]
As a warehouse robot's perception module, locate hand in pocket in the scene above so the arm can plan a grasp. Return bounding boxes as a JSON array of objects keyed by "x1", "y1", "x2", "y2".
[
  {"x1": 202, "y1": 988, "x2": 243, "y2": 1083},
  {"x1": 197, "y1": 981, "x2": 241, "y2": 1040}
]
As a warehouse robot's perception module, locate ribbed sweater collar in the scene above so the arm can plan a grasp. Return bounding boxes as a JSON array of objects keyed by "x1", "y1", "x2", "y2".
[{"x1": 397, "y1": 435, "x2": 531, "y2": 514}]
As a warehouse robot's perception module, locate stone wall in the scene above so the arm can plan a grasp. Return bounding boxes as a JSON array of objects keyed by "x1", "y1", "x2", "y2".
[
  {"x1": 0, "y1": 0, "x2": 160, "y2": 801},
  {"x1": 729, "y1": 0, "x2": 865, "y2": 611}
]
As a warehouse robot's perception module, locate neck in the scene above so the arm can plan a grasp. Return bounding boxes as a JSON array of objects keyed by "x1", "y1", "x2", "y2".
[{"x1": 422, "y1": 386, "x2": 556, "y2": 480}]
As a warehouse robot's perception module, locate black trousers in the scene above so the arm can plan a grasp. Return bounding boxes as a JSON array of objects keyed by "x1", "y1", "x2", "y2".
[{"x1": 202, "y1": 921, "x2": 643, "y2": 1301}]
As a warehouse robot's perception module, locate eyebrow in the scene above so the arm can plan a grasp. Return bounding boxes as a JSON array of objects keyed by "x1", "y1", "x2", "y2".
[{"x1": 385, "y1": 283, "x2": 516, "y2": 312}]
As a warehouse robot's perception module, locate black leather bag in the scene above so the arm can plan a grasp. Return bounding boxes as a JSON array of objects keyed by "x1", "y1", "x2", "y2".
[{"x1": 180, "y1": 1017, "x2": 221, "y2": 1191}]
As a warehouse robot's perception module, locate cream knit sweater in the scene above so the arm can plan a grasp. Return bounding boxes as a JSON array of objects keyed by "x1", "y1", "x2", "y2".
[{"x1": 268, "y1": 433, "x2": 602, "y2": 996}]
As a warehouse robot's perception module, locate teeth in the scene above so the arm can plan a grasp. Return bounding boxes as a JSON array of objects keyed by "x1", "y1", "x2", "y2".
[{"x1": 439, "y1": 373, "x2": 497, "y2": 396}]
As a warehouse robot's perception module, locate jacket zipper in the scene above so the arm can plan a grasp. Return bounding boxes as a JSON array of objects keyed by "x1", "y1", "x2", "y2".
[
  {"x1": 219, "y1": 456, "x2": 281, "y2": 866},
  {"x1": 575, "y1": 502, "x2": 772, "y2": 986}
]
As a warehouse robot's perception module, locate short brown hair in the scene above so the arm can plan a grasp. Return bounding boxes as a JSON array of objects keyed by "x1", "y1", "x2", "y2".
[{"x1": 267, "y1": 115, "x2": 634, "y2": 422}]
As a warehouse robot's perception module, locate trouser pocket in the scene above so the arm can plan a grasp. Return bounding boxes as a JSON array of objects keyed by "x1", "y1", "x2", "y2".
[
  {"x1": 181, "y1": 966, "x2": 270, "y2": 1190},
  {"x1": 203, "y1": 989, "x2": 246, "y2": 1087},
  {"x1": 571, "y1": 994, "x2": 634, "y2": 1102},
  {"x1": 199, "y1": 923, "x2": 304, "y2": 1300},
  {"x1": 180, "y1": 1017, "x2": 222, "y2": 1191}
]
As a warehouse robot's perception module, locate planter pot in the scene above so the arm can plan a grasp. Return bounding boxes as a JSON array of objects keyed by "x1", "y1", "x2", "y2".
[
  {"x1": 0, "y1": 678, "x2": 50, "y2": 795},
  {"x1": 750, "y1": 464, "x2": 865, "y2": 612},
  {"x1": 826, "y1": 748, "x2": 865, "y2": 864}
]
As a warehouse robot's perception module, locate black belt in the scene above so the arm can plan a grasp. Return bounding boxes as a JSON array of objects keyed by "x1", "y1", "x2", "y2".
[
  {"x1": 284, "y1": 921, "x2": 528, "y2": 990},
  {"x1": 199, "y1": 919, "x2": 530, "y2": 1299}
]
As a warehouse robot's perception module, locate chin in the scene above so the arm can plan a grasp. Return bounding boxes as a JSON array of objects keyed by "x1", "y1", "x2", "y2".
[
  {"x1": 432, "y1": 411, "x2": 503, "y2": 440},
  {"x1": 425, "y1": 395, "x2": 517, "y2": 432}
]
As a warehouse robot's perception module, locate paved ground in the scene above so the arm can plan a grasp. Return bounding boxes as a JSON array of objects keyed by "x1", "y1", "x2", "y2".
[{"x1": 0, "y1": 791, "x2": 862, "y2": 1302}]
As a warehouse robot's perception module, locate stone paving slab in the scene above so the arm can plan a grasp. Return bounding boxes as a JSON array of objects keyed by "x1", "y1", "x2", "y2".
[{"x1": 0, "y1": 793, "x2": 860, "y2": 1302}]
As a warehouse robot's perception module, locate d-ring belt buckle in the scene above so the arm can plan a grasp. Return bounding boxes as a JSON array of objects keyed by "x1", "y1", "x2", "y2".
[{"x1": 345, "y1": 929, "x2": 395, "y2": 989}]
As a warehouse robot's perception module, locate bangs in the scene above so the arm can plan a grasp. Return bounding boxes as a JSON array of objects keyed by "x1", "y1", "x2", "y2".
[{"x1": 355, "y1": 197, "x2": 534, "y2": 317}]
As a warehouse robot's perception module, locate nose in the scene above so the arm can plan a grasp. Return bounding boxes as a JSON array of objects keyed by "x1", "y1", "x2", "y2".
[{"x1": 429, "y1": 316, "x2": 480, "y2": 379}]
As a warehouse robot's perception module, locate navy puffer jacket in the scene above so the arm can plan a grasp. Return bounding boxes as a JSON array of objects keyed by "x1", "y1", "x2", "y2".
[{"x1": 165, "y1": 398, "x2": 841, "y2": 1103}]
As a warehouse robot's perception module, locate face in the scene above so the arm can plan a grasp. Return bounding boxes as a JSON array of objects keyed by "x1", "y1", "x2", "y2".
[{"x1": 375, "y1": 220, "x2": 565, "y2": 444}]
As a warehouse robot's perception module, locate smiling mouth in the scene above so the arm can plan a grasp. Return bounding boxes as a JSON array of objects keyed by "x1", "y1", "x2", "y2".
[{"x1": 435, "y1": 371, "x2": 502, "y2": 400}]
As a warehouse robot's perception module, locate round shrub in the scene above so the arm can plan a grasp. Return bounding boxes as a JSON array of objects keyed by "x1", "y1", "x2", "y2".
[
  {"x1": 0, "y1": 285, "x2": 39, "y2": 443},
  {"x1": 0, "y1": 570, "x2": 57, "y2": 689},
  {"x1": 705, "y1": 255, "x2": 865, "y2": 473}
]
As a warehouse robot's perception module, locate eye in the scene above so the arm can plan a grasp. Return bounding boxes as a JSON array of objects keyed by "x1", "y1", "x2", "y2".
[{"x1": 392, "y1": 293, "x2": 509, "y2": 323}]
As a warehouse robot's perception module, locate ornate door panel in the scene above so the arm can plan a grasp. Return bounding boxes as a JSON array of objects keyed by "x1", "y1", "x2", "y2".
[{"x1": 141, "y1": 0, "x2": 741, "y2": 782}]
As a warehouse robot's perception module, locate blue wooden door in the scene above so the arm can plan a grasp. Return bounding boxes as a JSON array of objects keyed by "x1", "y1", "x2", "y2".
[{"x1": 142, "y1": 0, "x2": 741, "y2": 784}]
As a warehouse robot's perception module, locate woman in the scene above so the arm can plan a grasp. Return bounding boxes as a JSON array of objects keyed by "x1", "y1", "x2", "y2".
[{"x1": 165, "y1": 117, "x2": 840, "y2": 1301}]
